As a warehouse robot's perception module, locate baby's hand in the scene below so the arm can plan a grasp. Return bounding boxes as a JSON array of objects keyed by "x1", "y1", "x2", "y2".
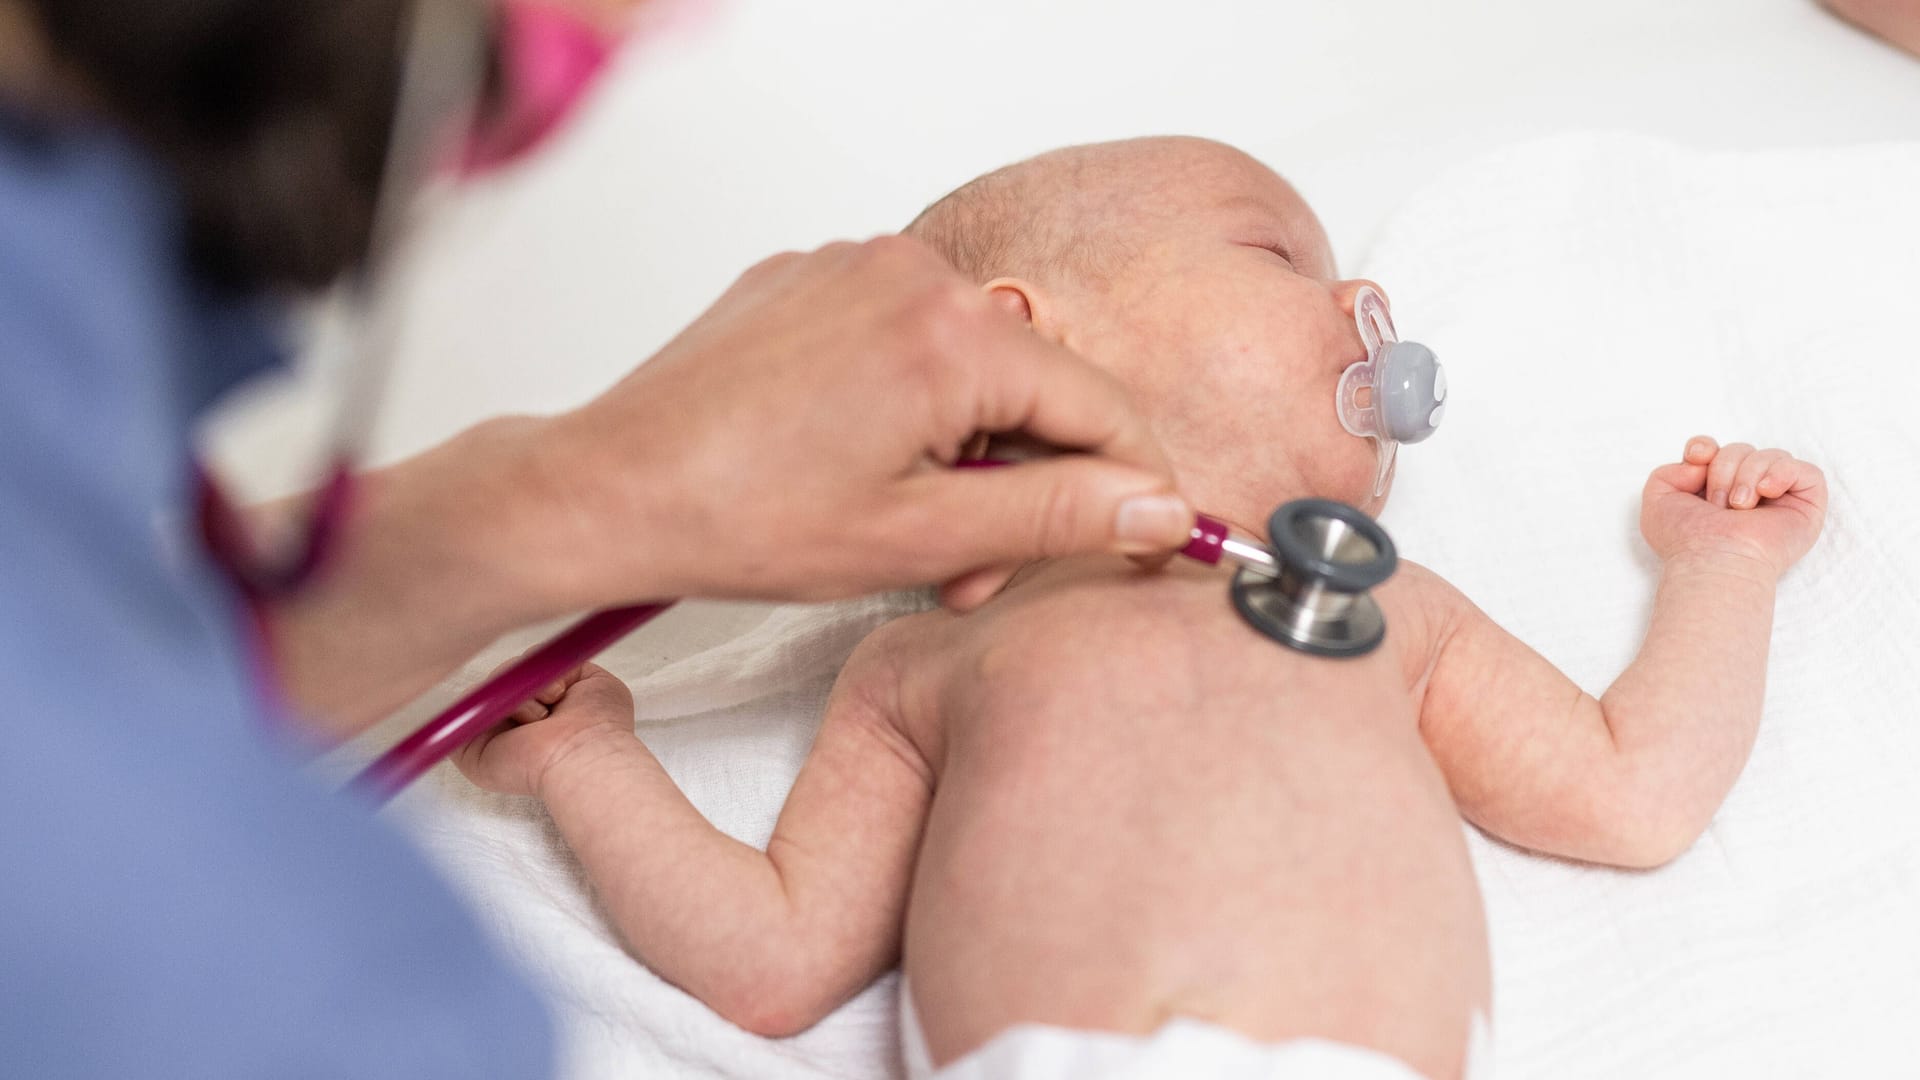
[
  {"x1": 1640, "y1": 436, "x2": 1827, "y2": 578},
  {"x1": 451, "y1": 660, "x2": 638, "y2": 798}
]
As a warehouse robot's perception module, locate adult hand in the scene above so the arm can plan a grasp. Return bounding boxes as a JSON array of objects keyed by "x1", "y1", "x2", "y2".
[
  {"x1": 271, "y1": 235, "x2": 1190, "y2": 735},
  {"x1": 551, "y1": 235, "x2": 1193, "y2": 611}
]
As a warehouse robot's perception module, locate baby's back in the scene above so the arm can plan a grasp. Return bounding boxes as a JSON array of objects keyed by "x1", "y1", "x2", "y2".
[{"x1": 890, "y1": 557, "x2": 1489, "y2": 1078}]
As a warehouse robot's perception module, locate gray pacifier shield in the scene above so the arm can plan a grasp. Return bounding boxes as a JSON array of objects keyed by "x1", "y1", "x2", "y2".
[{"x1": 1379, "y1": 341, "x2": 1445, "y2": 444}]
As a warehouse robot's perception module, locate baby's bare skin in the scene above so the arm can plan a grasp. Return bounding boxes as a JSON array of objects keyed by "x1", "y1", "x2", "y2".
[
  {"x1": 878, "y1": 556, "x2": 1487, "y2": 1077},
  {"x1": 453, "y1": 138, "x2": 1827, "y2": 1078}
]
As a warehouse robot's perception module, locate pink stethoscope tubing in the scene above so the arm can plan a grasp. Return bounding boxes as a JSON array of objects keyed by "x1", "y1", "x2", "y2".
[{"x1": 350, "y1": 602, "x2": 673, "y2": 802}]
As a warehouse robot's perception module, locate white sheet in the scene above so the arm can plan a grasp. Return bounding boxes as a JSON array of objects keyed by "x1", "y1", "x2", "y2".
[
  {"x1": 1371, "y1": 132, "x2": 1920, "y2": 1077},
  {"x1": 386, "y1": 133, "x2": 1920, "y2": 1078}
]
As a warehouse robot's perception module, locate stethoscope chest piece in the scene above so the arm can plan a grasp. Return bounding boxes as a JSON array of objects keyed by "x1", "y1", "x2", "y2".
[{"x1": 1230, "y1": 499, "x2": 1398, "y2": 658}]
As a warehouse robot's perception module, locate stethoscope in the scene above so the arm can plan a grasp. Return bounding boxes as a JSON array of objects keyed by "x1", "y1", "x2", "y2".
[
  {"x1": 348, "y1": 502, "x2": 1397, "y2": 803},
  {"x1": 192, "y1": 4, "x2": 1450, "y2": 806}
]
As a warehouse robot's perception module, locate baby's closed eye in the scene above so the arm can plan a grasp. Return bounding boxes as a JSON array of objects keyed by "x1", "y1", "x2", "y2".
[{"x1": 1242, "y1": 241, "x2": 1297, "y2": 269}]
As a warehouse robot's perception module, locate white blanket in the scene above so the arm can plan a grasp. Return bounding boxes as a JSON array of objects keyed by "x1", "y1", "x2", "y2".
[
  {"x1": 390, "y1": 134, "x2": 1920, "y2": 1078},
  {"x1": 1371, "y1": 133, "x2": 1920, "y2": 1077}
]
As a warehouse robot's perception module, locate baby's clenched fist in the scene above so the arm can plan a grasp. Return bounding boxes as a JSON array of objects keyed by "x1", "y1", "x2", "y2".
[{"x1": 1640, "y1": 436, "x2": 1827, "y2": 578}]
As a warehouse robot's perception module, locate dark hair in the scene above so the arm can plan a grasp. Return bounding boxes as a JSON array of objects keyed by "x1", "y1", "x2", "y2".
[{"x1": 27, "y1": 0, "x2": 407, "y2": 291}]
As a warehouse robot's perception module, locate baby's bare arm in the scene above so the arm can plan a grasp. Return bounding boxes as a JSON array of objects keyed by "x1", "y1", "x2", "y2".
[
  {"x1": 1409, "y1": 439, "x2": 1825, "y2": 868},
  {"x1": 1408, "y1": 556, "x2": 1775, "y2": 868},
  {"x1": 469, "y1": 627, "x2": 933, "y2": 1037}
]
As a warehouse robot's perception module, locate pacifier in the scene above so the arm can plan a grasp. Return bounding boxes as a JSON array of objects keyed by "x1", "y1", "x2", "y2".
[{"x1": 1335, "y1": 286, "x2": 1446, "y2": 497}]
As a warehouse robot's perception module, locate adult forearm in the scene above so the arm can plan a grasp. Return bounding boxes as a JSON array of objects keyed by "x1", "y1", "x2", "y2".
[
  {"x1": 265, "y1": 415, "x2": 627, "y2": 739},
  {"x1": 266, "y1": 233, "x2": 1200, "y2": 735},
  {"x1": 1599, "y1": 551, "x2": 1778, "y2": 823}
]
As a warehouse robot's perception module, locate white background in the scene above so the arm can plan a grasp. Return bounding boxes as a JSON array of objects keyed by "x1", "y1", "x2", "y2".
[{"x1": 227, "y1": 0, "x2": 1920, "y2": 468}]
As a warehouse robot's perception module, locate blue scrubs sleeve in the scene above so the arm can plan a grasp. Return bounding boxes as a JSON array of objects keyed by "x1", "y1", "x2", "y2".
[{"x1": 0, "y1": 116, "x2": 555, "y2": 1078}]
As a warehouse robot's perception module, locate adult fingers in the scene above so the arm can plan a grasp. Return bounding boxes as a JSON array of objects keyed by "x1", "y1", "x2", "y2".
[
  {"x1": 892, "y1": 457, "x2": 1195, "y2": 576},
  {"x1": 962, "y1": 324, "x2": 1178, "y2": 485}
]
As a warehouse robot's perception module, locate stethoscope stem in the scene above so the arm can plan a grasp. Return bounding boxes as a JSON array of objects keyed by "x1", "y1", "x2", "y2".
[
  {"x1": 1178, "y1": 512, "x2": 1278, "y2": 576},
  {"x1": 1217, "y1": 534, "x2": 1280, "y2": 577}
]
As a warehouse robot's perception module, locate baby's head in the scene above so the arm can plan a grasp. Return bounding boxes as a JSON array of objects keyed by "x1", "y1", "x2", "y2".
[{"x1": 908, "y1": 137, "x2": 1393, "y2": 535}]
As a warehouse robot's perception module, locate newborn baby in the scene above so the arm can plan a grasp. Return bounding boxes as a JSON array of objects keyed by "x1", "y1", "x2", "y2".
[{"x1": 454, "y1": 137, "x2": 1827, "y2": 1079}]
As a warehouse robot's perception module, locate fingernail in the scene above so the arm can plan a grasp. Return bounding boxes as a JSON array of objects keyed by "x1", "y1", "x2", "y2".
[
  {"x1": 1115, "y1": 494, "x2": 1190, "y2": 551},
  {"x1": 1732, "y1": 485, "x2": 1752, "y2": 507}
]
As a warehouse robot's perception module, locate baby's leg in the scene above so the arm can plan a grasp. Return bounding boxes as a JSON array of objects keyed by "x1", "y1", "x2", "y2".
[{"x1": 539, "y1": 643, "x2": 933, "y2": 1036}]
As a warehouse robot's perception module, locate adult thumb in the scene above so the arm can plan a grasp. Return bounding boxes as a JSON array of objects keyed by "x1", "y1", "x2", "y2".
[{"x1": 912, "y1": 458, "x2": 1194, "y2": 568}]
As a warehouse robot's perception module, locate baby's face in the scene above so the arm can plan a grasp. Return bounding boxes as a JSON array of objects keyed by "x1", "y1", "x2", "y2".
[{"x1": 1037, "y1": 140, "x2": 1388, "y2": 532}]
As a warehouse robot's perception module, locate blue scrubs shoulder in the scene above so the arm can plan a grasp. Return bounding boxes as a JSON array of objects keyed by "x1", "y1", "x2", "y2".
[{"x1": 0, "y1": 113, "x2": 555, "y2": 1078}]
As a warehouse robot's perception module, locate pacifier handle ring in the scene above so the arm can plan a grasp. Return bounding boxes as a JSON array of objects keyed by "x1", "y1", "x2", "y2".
[
  {"x1": 1353, "y1": 285, "x2": 1397, "y2": 353},
  {"x1": 1266, "y1": 498, "x2": 1398, "y2": 594}
]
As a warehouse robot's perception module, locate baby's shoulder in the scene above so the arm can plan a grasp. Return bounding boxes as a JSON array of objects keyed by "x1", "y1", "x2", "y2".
[
  {"x1": 840, "y1": 607, "x2": 950, "y2": 682},
  {"x1": 833, "y1": 606, "x2": 969, "y2": 716},
  {"x1": 1375, "y1": 560, "x2": 1478, "y2": 680}
]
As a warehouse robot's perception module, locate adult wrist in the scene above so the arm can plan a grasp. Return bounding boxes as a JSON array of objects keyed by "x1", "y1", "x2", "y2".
[
  {"x1": 538, "y1": 393, "x2": 695, "y2": 606},
  {"x1": 264, "y1": 417, "x2": 578, "y2": 733},
  {"x1": 381, "y1": 414, "x2": 597, "y2": 626}
]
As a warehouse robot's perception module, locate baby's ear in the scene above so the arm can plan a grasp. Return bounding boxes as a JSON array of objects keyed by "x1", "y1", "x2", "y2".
[
  {"x1": 983, "y1": 277, "x2": 1081, "y2": 351},
  {"x1": 983, "y1": 277, "x2": 1038, "y2": 325}
]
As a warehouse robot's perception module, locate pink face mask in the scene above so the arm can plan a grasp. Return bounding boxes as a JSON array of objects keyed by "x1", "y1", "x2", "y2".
[
  {"x1": 458, "y1": 1, "x2": 618, "y2": 174},
  {"x1": 458, "y1": 0, "x2": 719, "y2": 174},
  {"x1": 198, "y1": 1, "x2": 630, "y2": 603}
]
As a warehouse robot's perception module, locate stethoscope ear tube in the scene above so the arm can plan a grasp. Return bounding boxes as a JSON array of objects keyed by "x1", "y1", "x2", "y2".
[{"x1": 349, "y1": 601, "x2": 673, "y2": 805}]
